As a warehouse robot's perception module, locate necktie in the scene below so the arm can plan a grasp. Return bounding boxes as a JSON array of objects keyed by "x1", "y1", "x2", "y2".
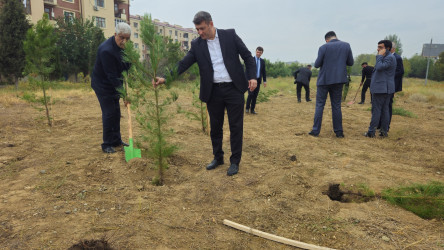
[{"x1": 256, "y1": 58, "x2": 260, "y2": 78}]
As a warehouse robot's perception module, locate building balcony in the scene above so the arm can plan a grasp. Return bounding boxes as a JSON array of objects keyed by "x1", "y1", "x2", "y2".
[{"x1": 44, "y1": 0, "x2": 57, "y2": 6}]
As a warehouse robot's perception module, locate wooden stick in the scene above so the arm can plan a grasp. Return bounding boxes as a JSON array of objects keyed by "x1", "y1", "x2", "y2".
[{"x1": 223, "y1": 219, "x2": 335, "y2": 250}]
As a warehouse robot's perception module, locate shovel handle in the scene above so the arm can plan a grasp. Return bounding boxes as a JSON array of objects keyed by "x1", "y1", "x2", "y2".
[{"x1": 124, "y1": 79, "x2": 133, "y2": 139}]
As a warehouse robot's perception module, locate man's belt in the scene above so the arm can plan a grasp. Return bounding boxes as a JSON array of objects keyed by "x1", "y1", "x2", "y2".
[{"x1": 214, "y1": 82, "x2": 232, "y2": 87}]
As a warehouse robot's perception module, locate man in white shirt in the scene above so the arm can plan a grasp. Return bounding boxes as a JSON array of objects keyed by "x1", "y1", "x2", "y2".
[{"x1": 153, "y1": 11, "x2": 257, "y2": 176}]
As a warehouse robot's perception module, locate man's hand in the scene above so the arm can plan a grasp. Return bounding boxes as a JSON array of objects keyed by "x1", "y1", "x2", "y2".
[
  {"x1": 248, "y1": 79, "x2": 257, "y2": 91},
  {"x1": 263, "y1": 82, "x2": 267, "y2": 88},
  {"x1": 152, "y1": 77, "x2": 165, "y2": 88},
  {"x1": 360, "y1": 82, "x2": 363, "y2": 86},
  {"x1": 378, "y1": 48, "x2": 386, "y2": 56}
]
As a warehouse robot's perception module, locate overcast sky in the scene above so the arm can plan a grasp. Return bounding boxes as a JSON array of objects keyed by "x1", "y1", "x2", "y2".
[{"x1": 130, "y1": 0, "x2": 444, "y2": 64}]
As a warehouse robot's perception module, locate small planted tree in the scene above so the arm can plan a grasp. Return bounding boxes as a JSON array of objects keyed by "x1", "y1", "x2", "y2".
[
  {"x1": 23, "y1": 14, "x2": 57, "y2": 126},
  {"x1": 123, "y1": 14, "x2": 178, "y2": 185},
  {"x1": 177, "y1": 80, "x2": 210, "y2": 134}
]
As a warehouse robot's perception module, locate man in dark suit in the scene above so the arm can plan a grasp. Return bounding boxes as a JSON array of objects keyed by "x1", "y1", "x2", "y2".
[
  {"x1": 388, "y1": 42, "x2": 404, "y2": 129},
  {"x1": 153, "y1": 11, "x2": 257, "y2": 176},
  {"x1": 294, "y1": 65, "x2": 312, "y2": 102},
  {"x1": 91, "y1": 23, "x2": 131, "y2": 154},
  {"x1": 309, "y1": 31, "x2": 354, "y2": 138},
  {"x1": 358, "y1": 62, "x2": 374, "y2": 104},
  {"x1": 364, "y1": 40, "x2": 396, "y2": 138},
  {"x1": 246, "y1": 46, "x2": 267, "y2": 114}
]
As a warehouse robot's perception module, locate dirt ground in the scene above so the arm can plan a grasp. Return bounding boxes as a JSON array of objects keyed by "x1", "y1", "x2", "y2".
[{"x1": 0, "y1": 82, "x2": 443, "y2": 249}]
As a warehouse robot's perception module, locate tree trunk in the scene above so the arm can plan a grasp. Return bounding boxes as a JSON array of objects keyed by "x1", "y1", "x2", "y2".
[
  {"x1": 42, "y1": 85, "x2": 52, "y2": 127},
  {"x1": 14, "y1": 75, "x2": 19, "y2": 91}
]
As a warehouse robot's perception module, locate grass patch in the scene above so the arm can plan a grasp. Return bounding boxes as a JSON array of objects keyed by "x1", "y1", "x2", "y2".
[
  {"x1": 382, "y1": 181, "x2": 444, "y2": 219},
  {"x1": 392, "y1": 107, "x2": 417, "y2": 118}
]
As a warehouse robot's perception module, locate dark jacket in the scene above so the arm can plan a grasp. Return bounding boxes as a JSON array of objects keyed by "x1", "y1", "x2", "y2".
[
  {"x1": 177, "y1": 29, "x2": 256, "y2": 103},
  {"x1": 294, "y1": 67, "x2": 312, "y2": 86},
  {"x1": 361, "y1": 65, "x2": 374, "y2": 82},
  {"x1": 91, "y1": 36, "x2": 130, "y2": 96},
  {"x1": 370, "y1": 52, "x2": 396, "y2": 94},
  {"x1": 255, "y1": 57, "x2": 267, "y2": 84},
  {"x1": 314, "y1": 39, "x2": 354, "y2": 86},
  {"x1": 393, "y1": 52, "x2": 404, "y2": 92}
]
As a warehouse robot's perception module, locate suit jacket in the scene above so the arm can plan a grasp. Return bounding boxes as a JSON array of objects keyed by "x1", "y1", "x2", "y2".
[
  {"x1": 177, "y1": 29, "x2": 256, "y2": 103},
  {"x1": 254, "y1": 57, "x2": 267, "y2": 84},
  {"x1": 370, "y1": 52, "x2": 396, "y2": 94},
  {"x1": 294, "y1": 67, "x2": 312, "y2": 86},
  {"x1": 314, "y1": 39, "x2": 354, "y2": 86},
  {"x1": 393, "y1": 52, "x2": 404, "y2": 92}
]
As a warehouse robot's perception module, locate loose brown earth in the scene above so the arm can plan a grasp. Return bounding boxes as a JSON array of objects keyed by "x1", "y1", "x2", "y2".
[{"x1": 0, "y1": 82, "x2": 443, "y2": 249}]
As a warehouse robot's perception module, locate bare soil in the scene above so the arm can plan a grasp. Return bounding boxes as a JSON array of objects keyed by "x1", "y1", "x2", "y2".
[{"x1": 0, "y1": 86, "x2": 443, "y2": 249}]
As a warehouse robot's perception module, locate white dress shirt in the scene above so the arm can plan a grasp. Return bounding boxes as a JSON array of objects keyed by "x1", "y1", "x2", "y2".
[{"x1": 207, "y1": 29, "x2": 232, "y2": 83}]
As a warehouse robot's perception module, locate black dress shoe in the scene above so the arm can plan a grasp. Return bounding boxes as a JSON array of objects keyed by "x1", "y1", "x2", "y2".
[
  {"x1": 245, "y1": 109, "x2": 249, "y2": 113},
  {"x1": 358, "y1": 101, "x2": 364, "y2": 104},
  {"x1": 298, "y1": 100, "x2": 302, "y2": 103},
  {"x1": 227, "y1": 163, "x2": 239, "y2": 176},
  {"x1": 113, "y1": 141, "x2": 129, "y2": 147},
  {"x1": 379, "y1": 131, "x2": 388, "y2": 137},
  {"x1": 251, "y1": 110, "x2": 257, "y2": 115},
  {"x1": 102, "y1": 147, "x2": 116, "y2": 153},
  {"x1": 364, "y1": 132, "x2": 375, "y2": 138},
  {"x1": 306, "y1": 99, "x2": 312, "y2": 102},
  {"x1": 308, "y1": 131, "x2": 319, "y2": 137},
  {"x1": 336, "y1": 132, "x2": 345, "y2": 138},
  {"x1": 206, "y1": 159, "x2": 224, "y2": 170}
]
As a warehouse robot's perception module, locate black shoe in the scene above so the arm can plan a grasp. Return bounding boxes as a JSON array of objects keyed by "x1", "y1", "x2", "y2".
[
  {"x1": 364, "y1": 132, "x2": 375, "y2": 138},
  {"x1": 245, "y1": 109, "x2": 249, "y2": 113},
  {"x1": 306, "y1": 99, "x2": 312, "y2": 102},
  {"x1": 336, "y1": 132, "x2": 345, "y2": 138},
  {"x1": 227, "y1": 163, "x2": 239, "y2": 176},
  {"x1": 308, "y1": 131, "x2": 319, "y2": 137},
  {"x1": 206, "y1": 159, "x2": 224, "y2": 170},
  {"x1": 251, "y1": 110, "x2": 257, "y2": 115},
  {"x1": 379, "y1": 131, "x2": 388, "y2": 137},
  {"x1": 298, "y1": 100, "x2": 302, "y2": 103},
  {"x1": 113, "y1": 141, "x2": 129, "y2": 147},
  {"x1": 102, "y1": 147, "x2": 116, "y2": 153},
  {"x1": 358, "y1": 101, "x2": 364, "y2": 104}
]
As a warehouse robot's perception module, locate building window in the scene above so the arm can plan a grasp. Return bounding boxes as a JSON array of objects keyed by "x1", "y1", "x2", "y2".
[
  {"x1": 142, "y1": 44, "x2": 145, "y2": 50},
  {"x1": 95, "y1": 17, "x2": 106, "y2": 28},
  {"x1": 64, "y1": 0, "x2": 74, "y2": 2},
  {"x1": 169, "y1": 30, "x2": 172, "y2": 36},
  {"x1": 159, "y1": 29, "x2": 162, "y2": 34},
  {"x1": 134, "y1": 43, "x2": 139, "y2": 49},
  {"x1": 175, "y1": 31, "x2": 178, "y2": 36},
  {"x1": 44, "y1": 7, "x2": 53, "y2": 20},
  {"x1": 114, "y1": 18, "x2": 125, "y2": 28},
  {"x1": 95, "y1": 0, "x2": 104, "y2": 8},
  {"x1": 133, "y1": 22, "x2": 138, "y2": 28},
  {"x1": 64, "y1": 11, "x2": 74, "y2": 22},
  {"x1": 134, "y1": 33, "x2": 138, "y2": 38}
]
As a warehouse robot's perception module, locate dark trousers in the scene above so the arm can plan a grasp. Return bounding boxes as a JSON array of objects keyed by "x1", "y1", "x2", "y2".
[
  {"x1": 206, "y1": 83, "x2": 244, "y2": 165},
  {"x1": 368, "y1": 93, "x2": 391, "y2": 133},
  {"x1": 312, "y1": 83, "x2": 343, "y2": 134},
  {"x1": 361, "y1": 79, "x2": 371, "y2": 102},
  {"x1": 95, "y1": 94, "x2": 122, "y2": 150},
  {"x1": 378, "y1": 93, "x2": 394, "y2": 131},
  {"x1": 296, "y1": 82, "x2": 310, "y2": 101},
  {"x1": 246, "y1": 81, "x2": 261, "y2": 111}
]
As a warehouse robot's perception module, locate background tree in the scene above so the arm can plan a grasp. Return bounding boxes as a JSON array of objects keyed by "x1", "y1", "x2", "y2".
[
  {"x1": 55, "y1": 17, "x2": 104, "y2": 81},
  {"x1": 384, "y1": 34, "x2": 403, "y2": 55},
  {"x1": 0, "y1": 0, "x2": 30, "y2": 87},
  {"x1": 351, "y1": 54, "x2": 376, "y2": 75},
  {"x1": 23, "y1": 14, "x2": 57, "y2": 126},
  {"x1": 407, "y1": 54, "x2": 428, "y2": 78}
]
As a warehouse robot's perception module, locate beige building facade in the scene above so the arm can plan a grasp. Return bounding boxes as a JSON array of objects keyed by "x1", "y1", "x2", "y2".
[
  {"x1": 24, "y1": 0, "x2": 129, "y2": 38},
  {"x1": 130, "y1": 15, "x2": 199, "y2": 60}
]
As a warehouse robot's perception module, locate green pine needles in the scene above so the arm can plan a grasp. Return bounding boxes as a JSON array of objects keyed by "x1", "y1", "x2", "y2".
[
  {"x1": 23, "y1": 14, "x2": 57, "y2": 126},
  {"x1": 123, "y1": 14, "x2": 179, "y2": 186}
]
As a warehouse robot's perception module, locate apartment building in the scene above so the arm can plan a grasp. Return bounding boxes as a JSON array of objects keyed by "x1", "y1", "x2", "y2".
[
  {"x1": 24, "y1": 0, "x2": 129, "y2": 38},
  {"x1": 130, "y1": 15, "x2": 199, "y2": 60}
]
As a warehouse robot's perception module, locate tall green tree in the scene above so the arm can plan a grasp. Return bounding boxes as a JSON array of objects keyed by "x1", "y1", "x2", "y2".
[
  {"x1": 384, "y1": 34, "x2": 403, "y2": 56},
  {"x1": 408, "y1": 54, "x2": 428, "y2": 78},
  {"x1": 0, "y1": 0, "x2": 30, "y2": 87},
  {"x1": 24, "y1": 14, "x2": 57, "y2": 126},
  {"x1": 55, "y1": 17, "x2": 104, "y2": 81}
]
